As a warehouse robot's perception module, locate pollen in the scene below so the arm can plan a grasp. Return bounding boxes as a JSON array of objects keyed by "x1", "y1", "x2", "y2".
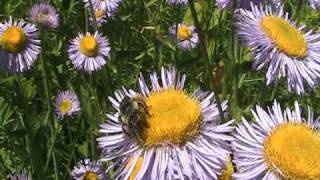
[
  {"x1": 128, "y1": 156, "x2": 144, "y2": 180},
  {"x1": 82, "y1": 171, "x2": 99, "y2": 180},
  {"x1": 0, "y1": 26, "x2": 26, "y2": 53},
  {"x1": 95, "y1": 9, "x2": 104, "y2": 18},
  {"x1": 143, "y1": 89, "x2": 201, "y2": 146},
  {"x1": 59, "y1": 99, "x2": 72, "y2": 114},
  {"x1": 80, "y1": 35, "x2": 99, "y2": 57},
  {"x1": 260, "y1": 16, "x2": 307, "y2": 58},
  {"x1": 177, "y1": 25, "x2": 192, "y2": 41},
  {"x1": 219, "y1": 158, "x2": 234, "y2": 180},
  {"x1": 264, "y1": 123, "x2": 320, "y2": 179}
]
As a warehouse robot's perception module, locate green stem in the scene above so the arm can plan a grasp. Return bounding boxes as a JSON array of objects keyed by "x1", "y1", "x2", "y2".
[
  {"x1": 90, "y1": 131, "x2": 96, "y2": 158},
  {"x1": 39, "y1": 29, "x2": 58, "y2": 178},
  {"x1": 52, "y1": 152, "x2": 59, "y2": 180},
  {"x1": 188, "y1": 0, "x2": 225, "y2": 122},
  {"x1": 89, "y1": 75, "x2": 101, "y2": 116},
  {"x1": 65, "y1": 120, "x2": 77, "y2": 166},
  {"x1": 67, "y1": 0, "x2": 75, "y2": 20},
  {"x1": 87, "y1": 0, "x2": 98, "y2": 31},
  {"x1": 81, "y1": 74, "x2": 100, "y2": 158},
  {"x1": 84, "y1": 8, "x2": 89, "y2": 32},
  {"x1": 19, "y1": 113, "x2": 34, "y2": 179},
  {"x1": 44, "y1": 123, "x2": 57, "y2": 172},
  {"x1": 258, "y1": 76, "x2": 268, "y2": 106},
  {"x1": 88, "y1": 75, "x2": 100, "y2": 158},
  {"x1": 40, "y1": 30, "x2": 52, "y2": 125},
  {"x1": 230, "y1": 2, "x2": 240, "y2": 121},
  {"x1": 64, "y1": 150, "x2": 75, "y2": 179},
  {"x1": 174, "y1": 6, "x2": 181, "y2": 66},
  {"x1": 295, "y1": 0, "x2": 303, "y2": 24},
  {"x1": 16, "y1": 75, "x2": 36, "y2": 177}
]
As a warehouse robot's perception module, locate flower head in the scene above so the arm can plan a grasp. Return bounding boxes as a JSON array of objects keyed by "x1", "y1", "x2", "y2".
[
  {"x1": 97, "y1": 67, "x2": 234, "y2": 179},
  {"x1": 0, "y1": 18, "x2": 41, "y2": 72},
  {"x1": 93, "y1": 8, "x2": 107, "y2": 27},
  {"x1": 309, "y1": 0, "x2": 320, "y2": 9},
  {"x1": 30, "y1": 3, "x2": 59, "y2": 29},
  {"x1": 68, "y1": 31, "x2": 110, "y2": 73},
  {"x1": 84, "y1": 0, "x2": 121, "y2": 12},
  {"x1": 236, "y1": 4, "x2": 320, "y2": 95},
  {"x1": 232, "y1": 100, "x2": 320, "y2": 179},
  {"x1": 90, "y1": 6, "x2": 114, "y2": 27},
  {"x1": 166, "y1": 0, "x2": 188, "y2": 5},
  {"x1": 169, "y1": 24, "x2": 199, "y2": 50},
  {"x1": 54, "y1": 90, "x2": 80, "y2": 119},
  {"x1": 216, "y1": 0, "x2": 232, "y2": 9},
  {"x1": 72, "y1": 159, "x2": 106, "y2": 180},
  {"x1": 216, "y1": 0, "x2": 281, "y2": 10},
  {"x1": 7, "y1": 170, "x2": 29, "y2": 180}
]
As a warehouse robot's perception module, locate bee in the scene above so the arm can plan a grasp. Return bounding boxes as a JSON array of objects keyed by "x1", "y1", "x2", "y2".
[{"x1": 118, "y1": 94, "x2": 150, "y2": 143}]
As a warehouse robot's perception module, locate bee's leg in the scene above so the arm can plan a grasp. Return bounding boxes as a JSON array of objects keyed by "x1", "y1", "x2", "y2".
[
  {"x1": 141, "y1": 114, "x2": 150, "y2": 128},
  {"x1": 122, "y1": 125, "x2": 130, "y2": 136},
  {"x1": 134, "y1": 122, "x2": 146, "y2": 144}
]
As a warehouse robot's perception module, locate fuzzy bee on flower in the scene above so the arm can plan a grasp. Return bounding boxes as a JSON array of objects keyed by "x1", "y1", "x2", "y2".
[
  {"x1": 118, "y1": 94, "x2": 150, "y2": 143},
  {"x1": 98, "y1": 67, "x2": 234, "y2": 179}
]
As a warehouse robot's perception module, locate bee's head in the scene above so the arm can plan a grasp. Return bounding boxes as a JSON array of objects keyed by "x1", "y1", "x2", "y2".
[
  {"x1": 119, "y1": 96, "x2": 143, "y2": 113},
  {"x1": 119, "y1": 96, "x2": 131, "y2": 110},
  {"x1": 131, "y1": 100, "x2": 139, "y2": 111}
]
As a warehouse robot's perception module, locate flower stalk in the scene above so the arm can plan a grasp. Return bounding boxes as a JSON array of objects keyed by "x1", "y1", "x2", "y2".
[{"x1": 187, "y1": 0, "x2": 225, "y2": 122}]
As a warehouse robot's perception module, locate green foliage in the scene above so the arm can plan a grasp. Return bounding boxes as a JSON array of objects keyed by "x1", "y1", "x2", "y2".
[{"x1": 0, "y1": 0, "x2": 320, "y2": 179}]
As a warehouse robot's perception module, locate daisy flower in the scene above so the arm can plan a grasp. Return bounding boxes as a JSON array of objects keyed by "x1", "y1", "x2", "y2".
[
  {"x1": 216, "y1": 0, "x2": 232, "y2": 9},
  {"x1": 30, "y1": 3, "x2": 59, "y2": 29},
  {"x1": 93, "y1": 8, "x2": 107, "y2": 27},
  {"x1": 84, "y1": 0, "x2": 121, "y2": 12},
  {"x1": 232, "y1": 100, "x2": 320, "y2": 179},
  {"x1": 166, "y1": 0, "x2": 188, "y2": 6},
  {"x1": 97, "y1": 67, "x2": 234, "y2": 179},
  {"x1": 236, "y1": 4, "x2": 320, "y2": 95},
  {"x1": 72, "y1": 159, "x2": 106, "y2": 180},
  {"x1": 8, "y1": 171, "x2": 29, "y2": 180},
  {"x1": 68, "y1": 31, "x2": 110, "y2": 73},
  {"x1": 90, "y1": 6, "x2": 114, "y2": 27},
  {"x1": 239, "y1": 0, "x2": 281, "y2": 9},
  {"x1": 0, "y1": 18, "x2": 41, "y2": 72},
  {"x1": 54, "y1": 90, "x2": 80, "y2": 119},
  {"x1": 216, "y1": 0, "x2": 281, "y2": 10},
  {"x1": 309, "y1": 0, "x2": 320, "y2": 9},
  {"x1": 169, "y1": 24, "x2": 199, "y2": 50}
]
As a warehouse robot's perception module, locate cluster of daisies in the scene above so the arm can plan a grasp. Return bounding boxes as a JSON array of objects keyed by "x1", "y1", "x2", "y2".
[
  {"x1": 0, "y1": 0, "x2": 200, "y2": 73},
  {"x1": 50, "y1": 67, "x2": 320, "y2": 179},
  {"x1": 5, "y1": 0, "x2": 320, "y2": 180}
]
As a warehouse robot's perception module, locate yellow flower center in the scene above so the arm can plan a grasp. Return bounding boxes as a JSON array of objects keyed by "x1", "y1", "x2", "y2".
[
  {"x1": 219, "y1": 159, "x2": 234, "y2": 180},
  {"x1": 83, "y1": 171, "x2": 99, "y2": 180},
  {"x1": 177, "y1": 25, "x2": 192, "y2": 41},
  {"x1": 264, "y1": 123, "x2": 320, "y2": 179},
  {"x1": 80, "y1": 35, "x2": 99, "y2": 57},
  {"x1": 95, "y1": 9, "x2": 104, "y2": 18},
  {"x1": 0, "y1": 26, "x2": 26, "y2": 53},
  {"x1": 59, "y1": 99, "x2": 72, "y2": 114},
  {"x1": 260, "y1": 16, "x2": 307, "y2": 58},
  {"x1": 127, "y1": 156, "x2": 144, "y2": 180},
  {"x1": 143, "y1": 89, "x2": 201, "y2": 146}
]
